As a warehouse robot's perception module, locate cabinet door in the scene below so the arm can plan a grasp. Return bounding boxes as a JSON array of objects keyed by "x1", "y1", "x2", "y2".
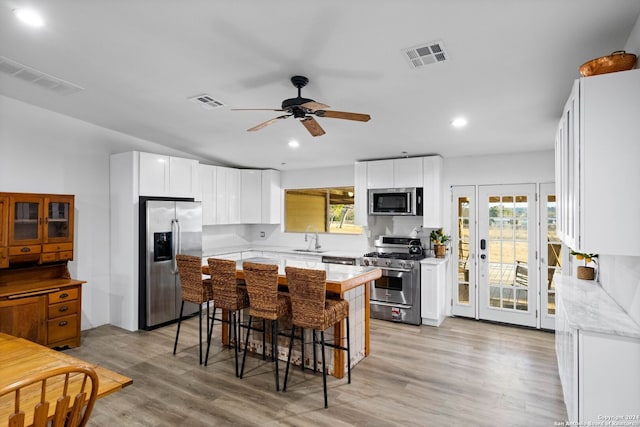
[
  {"x1": 227, "y1": 168, "x2": 241, "y2": 224},
  {"x1": 422, "y1": 156, "x2": 443, "y2": 227},
  {"x1": 44, "y1": 195, "x2": 74, "y2": 244},
  {"x1": 0, "y1": 295, "x2": 47, "y2": 345},
  {"x1": 261, "y1": 170, "x2": 281, "y2": 224},
  {"x1": 353, "y1": 162, "x2": 368, "y2": 226},
  {"x1": 198, "y1": 165, "x2": 217, "y2": 225},
  {"x1": 366, "y1": 160, "x2": 394, "y2": 189},
  {"x1": 394, "y1": 158, "x2": 423, "y2": 188},
  {"x1": 169, "y1": 157, "x2": 198, "y2": 197},
  {"x1": 139, "y1": 152, "x2": 170, "y2": 196},
  {"x1": 240, "y1": 169, "x2": 262, "y2": 224},
  {"x1": 420, "y1": 262, "x2": 446, "y2": 326},
  {"x1": 8, "y1": 195, "x2": 43, "y2": 246}
]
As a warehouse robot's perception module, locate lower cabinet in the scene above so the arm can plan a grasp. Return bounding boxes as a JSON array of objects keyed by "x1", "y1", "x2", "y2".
[
  {"x1": 0, "y1": 281, "x2": 82, "y2": 348},
  {"x1": 556, "y1": 277, "x2": 640, "y2": 423},
  {"x1": 420, "y1": 258, "x2": 448, "y2": 326}
]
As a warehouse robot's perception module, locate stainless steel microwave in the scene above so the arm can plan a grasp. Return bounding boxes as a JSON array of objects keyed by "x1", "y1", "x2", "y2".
[{"x1": 368, "y1": 187, "x2": 423, "y2": 216}]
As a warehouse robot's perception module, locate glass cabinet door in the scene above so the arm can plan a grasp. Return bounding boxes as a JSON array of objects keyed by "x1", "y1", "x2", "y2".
[
  {"x1": 45, "y1": 196, "x2": 74, "y2": 243},
  {"x1": 9, "y1": 196, "x2": 43, "y2": 245}
]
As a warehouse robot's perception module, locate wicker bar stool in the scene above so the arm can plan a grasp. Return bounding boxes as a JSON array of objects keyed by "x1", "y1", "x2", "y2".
[
  {"x1": 240, "y1": 261, "x2": 291, "y2": 391},
  {"x1": 283, "y1": 266, "x2": 351, "y2": 408},
  {"x1": 204, "y1": 257, "x2": 250, "y2": 376},
  {"x1": 173, "y1": 254, "x2": 213, "y2": 365}
]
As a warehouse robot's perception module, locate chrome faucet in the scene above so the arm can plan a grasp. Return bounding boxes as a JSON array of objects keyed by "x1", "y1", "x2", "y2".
[{"x1": 304, "y1": 230, "x2": 321, "y2": 251}]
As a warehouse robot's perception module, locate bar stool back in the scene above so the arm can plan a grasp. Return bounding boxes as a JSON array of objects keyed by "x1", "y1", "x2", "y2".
[
  {"x1": 174, "y1": 254, "x2": 213, "y2": 365},
  {"x1": 283, "y1": 266, "x2": 351, "y2": 408},
  {"x1": 240, "y1": 261, "x2": 291, "y2": 391},
  {"x1": 204, "y1": 257, "x2": 250, "y2": 376}
]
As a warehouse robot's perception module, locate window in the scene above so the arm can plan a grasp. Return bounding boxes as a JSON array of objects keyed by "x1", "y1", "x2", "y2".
[{"x1": 284, "y1": 187, "x2": 362, "y2": 234}]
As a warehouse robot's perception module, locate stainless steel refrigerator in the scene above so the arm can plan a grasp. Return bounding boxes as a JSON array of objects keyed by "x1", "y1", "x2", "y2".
[{"x1": 139, "y1": 198, "x2": 202, "y2": 329}]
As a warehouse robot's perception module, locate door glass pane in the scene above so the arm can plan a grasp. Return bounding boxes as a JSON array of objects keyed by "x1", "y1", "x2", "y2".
[
  {"x1": 487, "y1": 194, "x2": 530, "y2": 312},
  {"x1": 14, "y1": 202, "x2": 39, "y2": 240},
  {"x1": 455, "y1": 196, "x2": 471, "y2": 305},
  {"x1": 546, "y1": 194, "x2": 561, "y2": 316},
  {"x1": 48, "y1": 202, "x2": 70, "y2": 239}
]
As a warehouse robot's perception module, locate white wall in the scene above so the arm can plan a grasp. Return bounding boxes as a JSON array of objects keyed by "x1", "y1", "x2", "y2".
[{"x1": 0, "y1": 95, "x2": 206, "y2": 330}]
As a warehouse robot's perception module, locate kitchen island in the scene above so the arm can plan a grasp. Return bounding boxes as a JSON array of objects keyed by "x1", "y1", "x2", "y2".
[{"x1": 203, "y1": 256, "x2": 381, "y2": 378}]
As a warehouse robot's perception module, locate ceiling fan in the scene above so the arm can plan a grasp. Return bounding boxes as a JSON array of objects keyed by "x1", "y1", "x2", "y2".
[{"x1": 232, "y1": 75, "x2": 371, "y2": 137}]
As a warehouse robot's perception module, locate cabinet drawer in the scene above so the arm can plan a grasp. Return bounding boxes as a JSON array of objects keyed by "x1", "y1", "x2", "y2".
[
  {"x1": 40, "y1": 252, "x2": 57, "y2": 263},
  {"x1": 9, "y1": 245, "x2": 41, "y2": 256},
  {"x1": 0, "y1": 247, "x2": 7, "y2": 268},
  {"x1": 47, "y1": 315, "x2": 78, "y2": 344},
  {"x1": 48, "y1": 300, "x2": 79, "y2": 319},
  {"x1": 59, "y1": 250, "x2": 73, "y2": 261},
  {"x1": 48, "y1": 288, "x2": 78, "y2": 304},
  {"x1": 42, "y1": 243, "x2": 73, "y2": 252}
]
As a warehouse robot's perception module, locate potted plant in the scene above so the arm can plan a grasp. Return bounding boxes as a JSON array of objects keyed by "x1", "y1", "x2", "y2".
[
  {"x1": 570, "y1": 249, "x2": 598, "y2": 280},
  {"x1": 430, "y1": 228, "x2": 450, "y2": 258}
]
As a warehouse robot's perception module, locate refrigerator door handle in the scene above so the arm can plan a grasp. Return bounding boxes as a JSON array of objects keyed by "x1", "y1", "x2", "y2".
[{"x1": 171, "y1": 218, "x2": 180, "y2": 274}]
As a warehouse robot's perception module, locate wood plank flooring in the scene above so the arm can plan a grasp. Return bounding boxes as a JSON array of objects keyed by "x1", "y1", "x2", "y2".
[{"x1": 64, "y1": 316, "x2": 567, "y2": 426}]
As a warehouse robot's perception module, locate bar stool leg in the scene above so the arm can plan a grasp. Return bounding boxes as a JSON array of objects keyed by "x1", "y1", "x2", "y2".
[
  {"x1": 283, "y1": 324, "x2": 296, "y2": 392},
  {"x1": 300, "y1": 327, "x2": 305, "y2": 372},
  {"x1": 273, "y1": 320, "x2": 280, "y2": 391},
  {"x1": 173, "y1": 301, "x2": 185, "y2": 355},
  {"x1": 204, "y1": 306, "x2": 217, "y2": 366},
  {"x1": 321, "y1": 330, "x2": 327, "y2": 408},
  {"x1": 262, "y1": 319, "x2": 267, "y2": 360},
  {"x1": 346, "y1": 316, "x2": 351, "y2": 383},
  {"x1": 240, "y1": 315, "x2": 253, "y2": 379},
  {"x1": 232, "y1": 312, "x2": 239, "y2": 377},
  {"x1": 312, "y1": 330, "x2": 318, "y2": 373}
]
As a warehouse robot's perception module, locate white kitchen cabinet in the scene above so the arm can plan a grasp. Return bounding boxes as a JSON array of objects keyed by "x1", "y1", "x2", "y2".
[
  {"x1": 420, "y1": 258, "x2": 448, "y2": 326},
  {"x1": 393, "y1": 157, "x2": 423, "y2": 188},
  {"x1": 216, "y1": 166, "x2": 241, "y2": 224},
  {"x1": 555, "y1": 69, "x2": 640, "y2": 255},
  {"x1": 422, "y1": 155, "x2": 443, "y2": 227},
  {"x1": 241, "y1": 169, "x2": 262, "y2": 224},
  {"x1": 261, "y1": 169, "x2": 281, "y2": 224},
  {"x1": 353, "y1": 161, "x2": 368, "y2": 226},
  {"x1": 198, "y1": 164, "x2": 217, "y2": 225},
  {"x1": 555, "y1": 277, "x2": 640, "y2": 423},
  {"x1": 138, "y1": 152, "x2": 198, "y2": 198},
  {"x1": 366, "y1": 160, "x2": 394, "y2": 189}
]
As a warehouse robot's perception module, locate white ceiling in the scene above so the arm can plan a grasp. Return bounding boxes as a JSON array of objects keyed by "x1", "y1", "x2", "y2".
[{"x1": 1, "y1": 1, "x2": 639, "y2": 171}]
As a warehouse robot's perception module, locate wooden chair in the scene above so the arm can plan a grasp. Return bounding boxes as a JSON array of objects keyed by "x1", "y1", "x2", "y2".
[
  {"x1": 204, "y1": 258, "x2": 250, "y2": 376},
  {"x1": 239, "y1": 262, "x2": 291, "y2": 391},
  {"x1": 283, "y1": 266, "x2": 351, "y2": 408},
  {"x1": 0, "y1": 365, "x2": 98, "y2": 427},
  {"x1": 173, "y1": 254, "x2": 213, "y2": 365}
]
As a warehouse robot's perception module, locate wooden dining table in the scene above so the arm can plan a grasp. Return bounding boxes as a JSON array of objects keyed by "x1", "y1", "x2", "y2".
[
  {"x1": 0, "y1": 332, "x2": 132, "y2": 422},
  {"x1": 202, "y1": 257, "x2": 382, "y2": 378}
]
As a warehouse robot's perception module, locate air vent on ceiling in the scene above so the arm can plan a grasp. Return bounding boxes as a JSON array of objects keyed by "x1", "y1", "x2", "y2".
[
  {"x1": 402, "y1": 40, "x2": 448, "y2": 69},
  {"x1": 0, "y1": 56, "x2": 84, "y2": 95},
  {"x1": 188, "y1": 94, "x2": 225, "y2": 110}
]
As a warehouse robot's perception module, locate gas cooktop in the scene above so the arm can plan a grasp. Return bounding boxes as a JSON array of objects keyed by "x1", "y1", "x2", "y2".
[{"x1": 363, "y1": 252, "x2": 426, "y2": 260}]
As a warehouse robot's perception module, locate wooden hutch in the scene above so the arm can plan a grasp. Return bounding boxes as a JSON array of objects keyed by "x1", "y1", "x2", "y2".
[{"x1": 0, "y1": 192, "x2": 84, "y2": 348}]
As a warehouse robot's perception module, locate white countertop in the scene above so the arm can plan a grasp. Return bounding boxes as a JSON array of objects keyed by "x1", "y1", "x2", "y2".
[
  {"x1": 239, "y1": 257, "x2": 380, "y2": 283},
  {"x1": 203, "y1": 245, "x2": 364, "y2": 260},
  {"x1": 557, "y1": 276, "x2": 640, "y2": 339}
]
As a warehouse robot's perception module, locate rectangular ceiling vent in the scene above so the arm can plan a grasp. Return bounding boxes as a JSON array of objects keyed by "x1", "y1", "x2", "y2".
[
  {"x1": 0, "y1": 56, "x2": 84, "y2": 95},
  {"x1": 402, "y1": 40, "x2": 448, "y2": 69},
  {"x1": 188, "y1": 94, "x2": 225, "y2": 110}
]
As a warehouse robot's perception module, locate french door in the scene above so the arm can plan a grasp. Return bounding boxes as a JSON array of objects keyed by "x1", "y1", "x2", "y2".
[
  {"x1": 540, "y1": 182, "x2": 562, "y2": 330},
  {"x1": 452, "y1": 184, "x2": 538, "y2": 327}
]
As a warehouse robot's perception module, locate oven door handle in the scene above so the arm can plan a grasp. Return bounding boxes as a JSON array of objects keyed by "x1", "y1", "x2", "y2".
[{"x1": 376, "y1": 266, "x2": 413, "y2": 273}]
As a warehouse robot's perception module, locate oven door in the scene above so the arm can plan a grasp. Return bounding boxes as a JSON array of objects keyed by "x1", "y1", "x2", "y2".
[{"x1": 370, "y1": 268, "x2": 415, "y2": 305}]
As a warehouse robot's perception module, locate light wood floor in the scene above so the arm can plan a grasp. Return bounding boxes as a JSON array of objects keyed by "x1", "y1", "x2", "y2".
[{"x1": 64, "y1": 316, "x2": 567, "y2": 426}]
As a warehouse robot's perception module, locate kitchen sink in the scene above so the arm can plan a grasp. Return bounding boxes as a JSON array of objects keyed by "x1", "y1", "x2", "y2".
[{"x1": 292, "y1": 249, "x2": 325, "y2": 253}]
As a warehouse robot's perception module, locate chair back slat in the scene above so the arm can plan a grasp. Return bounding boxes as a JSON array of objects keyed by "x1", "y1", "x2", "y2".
[
  {"x1": 0, "y1": 366, "x2": 98, "y2": 427},
  {"x1": 285, "y1": 266, "x2": 327, "y2": 329},
  {"x1": 176, "y1": 254, "x2": 212, "y2": 304},
  {"x1": 242, "y1": 262, "x2": 280, "y2": 320}
]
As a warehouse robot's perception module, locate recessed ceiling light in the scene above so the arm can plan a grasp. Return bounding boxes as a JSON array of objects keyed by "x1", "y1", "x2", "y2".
[
  {"x1": 288, "y1": 140, "x2": 299, "y2": 148},
  {"x1": 451, "y1": 117, "x2": 468, "y2": 128},
  {"x1": 13, "y1": 8, "x2": 44, "y2": 27}
]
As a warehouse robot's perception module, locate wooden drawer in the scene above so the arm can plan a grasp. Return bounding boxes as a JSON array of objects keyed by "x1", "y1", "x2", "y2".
[
  {"x1": 48, "y1": 287, "x2": 78, "y2": 304},
  {"x1": 42, "y1": 243, "x2": 73, "y2": 253},
  {"x1": 9, "y1": 245, "x2": 41, "y2": 256},
  {"x1": 47, "y1": 314, "x2": 78, "y2": 344},
  {"x1": 0, "y1": 247, "x2": 7, "y2": 269},
  {"x1": 40, "y1": 252, "x2": 57, "y2": 263},
  {"x1": 48, "y1": 300, "x2": 79, "y2": 319},
  {"x1": 59, "y1": 250, "x2": 73, "y2": 261},
  {"x1": 40, "y1": 250, "x2": 73, "y2": 263}
]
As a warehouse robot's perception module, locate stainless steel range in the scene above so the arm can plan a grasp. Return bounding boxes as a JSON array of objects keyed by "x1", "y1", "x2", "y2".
[{"x1": 361, "y1": 235, "x2": 424, "y2": 325}]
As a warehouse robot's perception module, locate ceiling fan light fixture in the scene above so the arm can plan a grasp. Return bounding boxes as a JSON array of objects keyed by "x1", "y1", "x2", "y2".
[
  {"x1": 451, "y1": 117, "x2": 468, "y2": 128},
  {"x1": 13, "y1": 8, "x2": 44, "y2": 27},
  {"x1": 288, "y1": 140, "x2": 299, "y2": 148}
]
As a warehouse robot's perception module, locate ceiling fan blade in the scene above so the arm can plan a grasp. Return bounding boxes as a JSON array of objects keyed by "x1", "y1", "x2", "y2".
[
  {"x1": 300, "y1": 101, "x2": 331, "y2": 111},
  {"x1": 300, "y1": 116, "x2": 326, "y2": 137},
  {"x1": 247, "y1": 115, "x2": 290, "y2": 132},
  {"x1": 315, "y1": 110, "x2": 371, "y2": 122},
  {"x1": 232, "y1": 108, "x2": 286, "y2": 112}
]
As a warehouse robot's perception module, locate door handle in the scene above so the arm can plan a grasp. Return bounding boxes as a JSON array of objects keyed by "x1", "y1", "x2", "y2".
[
  {"x1": 480, "y1": 239, "x2": 486, "y2": 250},
  {"x1": 171, "y1": 219, "x2": 179, "y2": 274}
]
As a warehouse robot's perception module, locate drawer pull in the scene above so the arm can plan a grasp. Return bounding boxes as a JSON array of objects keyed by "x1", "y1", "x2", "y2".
[
  {"x1": 59, "y1": 306, "x2": 69, "y2": 312},
  {"x1": 20, "y1": 247, "x2": 31, "y2": 253},
  {"x1": 59, "y1": 293, "x2": 69, "y2": 299},
  {"x1": 58, "y1": 320, "x2": 68, "y2": 327}
]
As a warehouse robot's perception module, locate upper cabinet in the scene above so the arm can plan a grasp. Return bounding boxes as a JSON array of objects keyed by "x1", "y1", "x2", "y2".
[
  {"x1": 240, "y1": 169, "x2": 262, "y2": 224},
  {"x1": 1, "y1": 193, "x2": 74, "y2": 267},
  {"x1": 261, "y1": 169, "x2": 281, "y2": 224},
  {"x1": 555, "y1": 69, "x2": 640, "y2": 256},
  {"x1": 139, "y1": 152, "x2": 198, "y2": 198},
  {"x1": 366, "y1": 157, "x2": 423, "y2": 189},
  {"x1": 355, "y1": 155, "x2": 443, "y2": 227}
]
